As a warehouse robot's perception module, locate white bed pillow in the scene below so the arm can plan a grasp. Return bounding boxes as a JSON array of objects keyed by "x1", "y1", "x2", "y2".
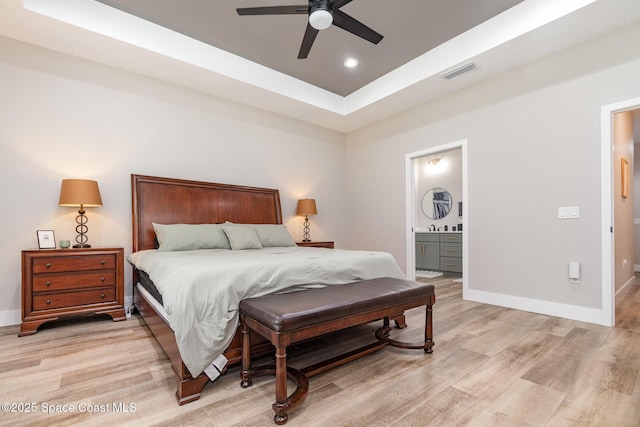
[
  {"x1": 222, "y1": 225, "x2": 263, "y2": 250},
  {"x1": 153, "y1": 223, "x2": 231, "y2": 251},
  {"x1": 252, "y1": 224, "x2": 296, "y2": 247}
]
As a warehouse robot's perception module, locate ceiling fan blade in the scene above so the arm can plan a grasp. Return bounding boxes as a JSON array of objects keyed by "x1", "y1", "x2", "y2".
[
  {"x1": 237, "y1": 6, "x2": 308, "y2": 16},
  {"x1": 332, "y1": 9, "x2": 383, "y2": 44},
  {"x1": 298, "y1": 23, "x2": 319, "y2": 59},
  {"x1": 331, "y1": 0, "x2": 354, "y2": 9}
]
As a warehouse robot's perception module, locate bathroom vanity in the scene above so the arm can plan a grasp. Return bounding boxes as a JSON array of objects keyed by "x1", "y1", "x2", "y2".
[{"x1": 416, "y1": 232, "x2": 462, "y2": 274}]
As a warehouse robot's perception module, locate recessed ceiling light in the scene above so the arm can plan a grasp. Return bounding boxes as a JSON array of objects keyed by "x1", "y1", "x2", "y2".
[{"x1": 344, "y1": 58, "x2": 359, "y2": 69}]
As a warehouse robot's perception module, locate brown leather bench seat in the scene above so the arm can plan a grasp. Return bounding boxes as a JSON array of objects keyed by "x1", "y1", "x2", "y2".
[{"x1": 239, "y1": 276, "x2": 436, "y2": 425}]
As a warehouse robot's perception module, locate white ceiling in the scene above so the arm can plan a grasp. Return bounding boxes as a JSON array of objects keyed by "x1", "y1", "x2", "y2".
[{"x1": 1, "y1": 0, "x2": 640, "y2": 133}]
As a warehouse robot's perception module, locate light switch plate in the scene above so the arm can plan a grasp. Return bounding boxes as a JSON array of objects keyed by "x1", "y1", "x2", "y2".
[{"x1": 558, "y1": 206, "x2": 580, "y2": 219}]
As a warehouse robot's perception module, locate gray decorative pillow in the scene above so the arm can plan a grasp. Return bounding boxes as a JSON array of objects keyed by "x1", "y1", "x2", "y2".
[
  {"x1": 152, "y1": 223, "x2": 231, "y2": 251},
  {"x1": 252, "y1": 224, "x2": 296, "y2": 247},
  {"x1": 222, "y1": 225, "x2": 263, "y2": 250}
]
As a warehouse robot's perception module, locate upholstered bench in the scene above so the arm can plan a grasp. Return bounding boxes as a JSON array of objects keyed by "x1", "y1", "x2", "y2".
[{"x1": 239, "y1": 277, "x2": 436, "y2": 425}]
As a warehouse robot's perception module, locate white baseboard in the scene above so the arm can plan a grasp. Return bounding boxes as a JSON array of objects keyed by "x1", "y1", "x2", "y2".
[
  {"x1": 464, "y1": 288, "x2": 604, "y2": 325},
  {"x1": 615, "y1": 275, "x2": 637, "y2": 304},
  {"x1": 0, "y1": 297, "x2": 135, "y2": 328}
]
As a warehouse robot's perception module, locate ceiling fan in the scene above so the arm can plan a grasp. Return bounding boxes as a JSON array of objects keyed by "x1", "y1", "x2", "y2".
[{"x1": 237, "y1": 0, "x2": 383, "y2": 59}]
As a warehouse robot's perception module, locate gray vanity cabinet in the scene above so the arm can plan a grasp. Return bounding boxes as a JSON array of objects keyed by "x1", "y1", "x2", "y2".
[
  {"x1": 439, "y1": 233, "x2": 462, "y2": 273},
  {"x1": 416, "y1": 232, "x2": 462, "y2": 273},
  {"x1": 415, "y1": 233, "x2": 439, "y2": 270}
]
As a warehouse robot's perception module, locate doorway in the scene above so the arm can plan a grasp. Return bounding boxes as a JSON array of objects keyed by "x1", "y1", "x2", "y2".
[
  {"x1": 601, "y1": 98, "x2": 640, "y2": 327},
  {"x1": 405, "y1": 140, "x2": 468, "y2": 292}
]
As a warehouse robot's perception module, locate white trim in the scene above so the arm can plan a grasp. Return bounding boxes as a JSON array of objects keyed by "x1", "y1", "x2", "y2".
[
  {"x1": 600, "y1": 97, "x2": 640, "y2": 327},
  {"x1": 615, "y1": 275, "x2": 638, "y2": 306},
  {"x1": 465, "y1": 288, "x2": 603, "y2": 325},
  {"x1": 22, "y1": 0, "x2": 599, "y2": 117},
  {"x1": 0, "y1": 309, "x2": 21, "y2": 327},
  {"x1": 405, "y1": 140, "x2": 468, "y2": 292}
]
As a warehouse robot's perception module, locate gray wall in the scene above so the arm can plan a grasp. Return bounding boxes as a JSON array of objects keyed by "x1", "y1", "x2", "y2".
[
  {"x1": 0, "y1": 36, "x2": 347, "y2": 325},
  {"x1": 346, "y1": 23, "x2": 640, "y2": 322}
]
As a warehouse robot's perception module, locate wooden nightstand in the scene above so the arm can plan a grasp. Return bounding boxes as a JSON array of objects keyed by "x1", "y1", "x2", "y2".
[
  {"x1": 20, "y1": 247, "x2": 126, "y2": 336},
  {"x1": 296, "y1": 241, "x2": 334, "y2": 249}
]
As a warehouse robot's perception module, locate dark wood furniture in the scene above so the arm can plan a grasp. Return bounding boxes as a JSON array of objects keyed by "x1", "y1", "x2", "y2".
[
  {"x1": 295, "y1": 241, "x2": 334, "y2": 248},
  {"x1": 20, "y1": 247, "x2": 126, "y2": 336},
  {"x1": 131, "y1": 174, "x2": 286, "y2": 404},
  {"x1": 239, "y1": 277, "x2": 435, "y2": 425}
]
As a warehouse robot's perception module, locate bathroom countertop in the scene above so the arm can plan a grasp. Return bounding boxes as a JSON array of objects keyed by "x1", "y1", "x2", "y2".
[{"x1": 414, "y1": 229, "x2": 461, "y2": 233}]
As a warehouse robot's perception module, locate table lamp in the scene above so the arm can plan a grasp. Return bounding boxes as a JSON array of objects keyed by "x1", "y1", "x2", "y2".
[
  {"x1": 296, "y1": 198, "x2": 317, "y2": 242},
  {"x1": 59, "y1": 179, "x2": 103, "y2": 248}
]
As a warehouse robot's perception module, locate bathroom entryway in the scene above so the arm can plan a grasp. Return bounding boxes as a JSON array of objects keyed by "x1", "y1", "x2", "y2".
[{"x1": 405, "y1": 141, "x2": 468, "y2": 292}]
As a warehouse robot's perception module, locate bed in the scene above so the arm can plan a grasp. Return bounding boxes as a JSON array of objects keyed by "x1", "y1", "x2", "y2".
[{"x1": 129, "y1": 174, "x2": 405, "y2": 404}]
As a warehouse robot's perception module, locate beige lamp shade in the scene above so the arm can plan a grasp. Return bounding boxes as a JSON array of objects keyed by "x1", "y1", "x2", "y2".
[
  {"x1": 59, "y1": 179, "x2": 103, "y2": 207},
  {"x1": 296, "y1": 199, "x2": 317, "y2": 216}
]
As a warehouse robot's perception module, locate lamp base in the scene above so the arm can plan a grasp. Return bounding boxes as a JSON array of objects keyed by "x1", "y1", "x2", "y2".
[
  {"x1": 73, "y1": 243, "x2": 91, "y2": 248},
  {"x1": 302, "y1": 239, "x2": 311, "y2": 242}
]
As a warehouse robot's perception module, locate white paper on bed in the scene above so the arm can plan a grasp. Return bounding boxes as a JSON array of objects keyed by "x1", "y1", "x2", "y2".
[{"x1": 127, "y1": 246, "x2": 404, "y2": 377}]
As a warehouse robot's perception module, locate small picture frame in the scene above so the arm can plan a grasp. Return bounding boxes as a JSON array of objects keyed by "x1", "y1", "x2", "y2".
[{"x1": 37, "y1": 230, "x2": 56, "y2": 249}]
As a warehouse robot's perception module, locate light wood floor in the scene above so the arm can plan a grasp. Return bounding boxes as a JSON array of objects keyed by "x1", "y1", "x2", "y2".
[{"x1": 1, "y1": 277, "x2": 639, "y2": 427}]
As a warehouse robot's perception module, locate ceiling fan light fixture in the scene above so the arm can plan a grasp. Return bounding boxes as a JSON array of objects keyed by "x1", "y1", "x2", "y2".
[{"x1": 309, "y1": 1, "x2": 333, "y2": 30}]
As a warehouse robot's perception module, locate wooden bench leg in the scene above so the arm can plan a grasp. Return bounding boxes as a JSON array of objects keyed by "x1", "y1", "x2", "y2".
[
  {"x1": 375, "y1": 298, "x2": 435, "y2": 352},
  {"x1": 239, "y1": 316, "x2": 309, "y2": 425},
  {"x1": 240, "y1": 315, "x2": 252, "y2": 388},
  {"x1": 424, "y1": 296, "x2": 434, "y2": 354},
  {"x1": 273, "y1": 345, "x2": 288, "y2": 424}
]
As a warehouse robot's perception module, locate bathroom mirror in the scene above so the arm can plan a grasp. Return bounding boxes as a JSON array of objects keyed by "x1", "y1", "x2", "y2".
[{"x1": 421, "y1": 188, "x2": 452, "y2": 220}]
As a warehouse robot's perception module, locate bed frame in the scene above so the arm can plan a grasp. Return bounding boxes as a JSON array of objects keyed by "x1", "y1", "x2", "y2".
[{"x1": 131, "y1": 174, "x2": 281, "y2": 404}]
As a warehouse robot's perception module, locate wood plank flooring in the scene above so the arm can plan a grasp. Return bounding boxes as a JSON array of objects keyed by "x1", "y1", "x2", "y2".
[{"x1": 1, "y1": 277, "x2": 639, "y2": 426}]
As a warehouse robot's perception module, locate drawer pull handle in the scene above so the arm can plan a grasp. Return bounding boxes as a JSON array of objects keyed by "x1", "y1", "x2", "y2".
[
  {"x1": 100, "y1": 277, "x2": 105, "y2": 282},
  {"x1": 445, "y1": 249, "x2": 456, "y2": 252},
  {"x1": 46, "y1": 299, "x2": 51, "y2": 305},
  {"x1": 46, "y1": 281, "x2": 52, "y2": 287},
  {"x1": 100, "y1": 260, "x2": 105, "y2": 265},
  {"x1": 46, "y1": 263, "x2": 51, "y2": 269},
  {"x1": 100, "y1": 294, "x2": 106, "y2": 299},
  {"x1": 444, "y1": 263, "x2": 457, "y2": 267}
]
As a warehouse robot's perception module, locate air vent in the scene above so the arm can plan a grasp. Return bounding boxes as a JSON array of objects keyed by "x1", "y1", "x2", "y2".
[{"x1": 440, "y1": 62, "x2": 477, "y2": 80}]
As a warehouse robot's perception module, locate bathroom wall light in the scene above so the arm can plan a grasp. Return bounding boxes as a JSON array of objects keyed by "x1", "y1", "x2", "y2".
[{"x1": 425, "y1": 157, "x2": 448, "y2": 175}]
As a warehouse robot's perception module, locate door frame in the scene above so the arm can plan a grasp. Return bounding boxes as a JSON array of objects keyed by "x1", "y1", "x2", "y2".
[
  {"x1": 405, "y1": 140, "x2": 468, "y2": 290},
  {"x1": 601, "y1": 97, "x2": 640, "y2": 327}
]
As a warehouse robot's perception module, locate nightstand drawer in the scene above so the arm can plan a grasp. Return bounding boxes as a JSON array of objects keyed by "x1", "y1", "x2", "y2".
[
  {"x1": 33, "y1": 287, "x2": 116, "y2": 310},
  {"x1": 33, "y1": 271, "x2": 116, "y2": 292},
  {"x1": 33, "y1": 254, "x2": 116, "y2": 274}
]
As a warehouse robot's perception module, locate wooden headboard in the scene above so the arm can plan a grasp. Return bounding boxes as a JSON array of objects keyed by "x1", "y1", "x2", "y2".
[{"x1": 131, "y1": 174, "x2": 283, "y2": 252}]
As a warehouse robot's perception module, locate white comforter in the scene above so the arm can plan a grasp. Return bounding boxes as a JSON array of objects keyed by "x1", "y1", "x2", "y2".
[{"x1": 127, "y1": 246, "x2": 404, "y2": 377}]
